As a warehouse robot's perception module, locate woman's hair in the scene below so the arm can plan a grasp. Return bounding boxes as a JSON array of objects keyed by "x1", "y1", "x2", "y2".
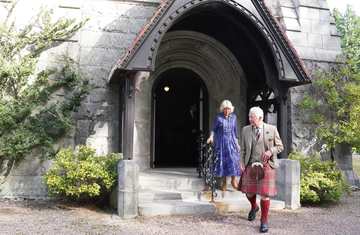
[
  {"x1": 249, "y1": 106, "x2": 264, "y2": 118},
  {"x1": 219, "y1": 100, "x2": 234, "y2": 113}
]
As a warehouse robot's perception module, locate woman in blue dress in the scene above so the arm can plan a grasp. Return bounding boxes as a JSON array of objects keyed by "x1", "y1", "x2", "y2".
[{"x1": 206, "y1": 100, "x2": 242, "y2": 191}]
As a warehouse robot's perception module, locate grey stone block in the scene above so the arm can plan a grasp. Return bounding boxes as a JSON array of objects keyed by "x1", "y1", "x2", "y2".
[
  {"x1": 282, "y1": 7, "x2": 298, "y2": 18},
  {"x1": 342, "y1": 170, "x2": 360, "y2": 187},
  {"x1": 284, "y1": 18, "x2": 301, "y2": 31},
  {"x1": 79, "y1": 47, "x2": 124, "y2": 67},
  {"x1": 117, "y1": 160, "x2": 139, "y2": 218},
  {"x1": 280, "y1": 0, "x2": 295, "y2": 8},
  {"x1": 128, "y1": 18, "x2": 148, "y2": 34},
  {"x1": 125, "y1": 5, "x2": 158, "y2": 18},
  {"x1": 286, "y1": 32, "x2": 308, "y2": 47},
  {"x1": 297, "y1": 0, "x2": 329, "y2": 9},
  {"x1": 308, "y1": 34, "x2": 322, "y2": 48},
  {"x1": 299, "y1": 18, "x2": 312, "y2": 33},
  {"x1": 0, "y1": 176, "x2": 50, "y2": 199},
  {"x1": 98, "y1": 17, "x2": 130, "y2": 33},
  {"x1": 80, "y1": 31, "x2": 110, "y2": 48},
  {"x1": 322, "y1": 35, "x2": 341, "y2": 51},
  {"x1": 294, "y1": 46, "x2": 317, "y2": 60},
  {"x1": 320, "y1": 9, "x2": 330, "y2": 21},
  {"x1": 89, "y1": 88, "x2": 109, "y2": 103},
  {"x1": 134, "y1": 122, "x2": 151, "y2": 156},
  {"x1": 76, "y1": 103, "x2": 104, "y2": 120},
  {"x1": 275, "y1": 159, "x2": 301, "y2": 210},
  {"x1": 108, "y1": 33, "x2": 136, "y2": 50},
  {"x1": 312, "y1": 20, "x2": 330, "y2": 35},
  {"x1": 314, "y1": 48, "x2": 342, "y2": 62},
  {"x1": 331, "y1": 25, "x2": 342, "y2": 37},
  {"x1": 299, "y1": 7, "x2": 319, "y2": 20}
]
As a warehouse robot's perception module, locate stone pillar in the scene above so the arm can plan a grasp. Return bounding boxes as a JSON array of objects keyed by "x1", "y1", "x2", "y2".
[
  {"x1": 331, "y1": 143, "x2": 359, "y2": 187},
  {"x1": 117, "y1": 159, "x2": 139, "y2": 218},
  {"x1": 275, "y1": 159, "x2": 300, "y2": 210}
]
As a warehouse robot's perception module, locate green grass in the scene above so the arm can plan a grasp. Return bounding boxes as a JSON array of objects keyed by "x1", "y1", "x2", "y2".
[{"x1": 353, "y1": 158, "x2": 360, "y2": 179}]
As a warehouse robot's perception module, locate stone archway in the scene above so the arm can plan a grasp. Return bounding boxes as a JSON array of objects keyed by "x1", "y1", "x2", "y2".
[
  {"x1": 153, "y1": 30, "x2": 248, "y2": 129},
  {"x1": 132, "y1": 30, "x2": 247, "y2": 170}
]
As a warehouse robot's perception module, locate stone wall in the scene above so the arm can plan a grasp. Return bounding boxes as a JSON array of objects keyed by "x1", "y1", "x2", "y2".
[
  {"x1": 0, "y1": 0, "x2": 162, "y2": 198},
  {"x1": 1, "y1": 0, "x2": 357, "y2": 199}
]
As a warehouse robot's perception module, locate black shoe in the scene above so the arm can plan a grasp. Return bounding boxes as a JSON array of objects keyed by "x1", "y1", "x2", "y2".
[
  {"x1": 248, "y1": 205, "x2": 259, "y2": 221},
  {"x1": 260, "y1": 221, "x2": 268, "y2": 233}
]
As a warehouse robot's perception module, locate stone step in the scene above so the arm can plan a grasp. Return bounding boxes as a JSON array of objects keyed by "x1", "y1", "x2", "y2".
[
  {"x1": 137, "y1": 168, "x2": 286, "y2": 217},
  {"x1": 139, "y1": 188, "x2": 247, "y2": 203},
  {"x1": 139, "y1": 167, "x2": 241, "y2": 191},
  {"x1": 139, "y1": 198, "x2": 285, "y2": 217}
]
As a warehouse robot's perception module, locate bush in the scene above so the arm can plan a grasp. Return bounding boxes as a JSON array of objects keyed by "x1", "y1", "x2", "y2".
[
  {"x1": 288, "y1": 149, "x2": 351, "y2": 203},
  {"x1": 43, "y1": 145, "x2": 122, "y2": 203}
]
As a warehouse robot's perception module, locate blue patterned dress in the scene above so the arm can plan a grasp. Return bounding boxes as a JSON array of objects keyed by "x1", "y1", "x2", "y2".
[{"x1": 210, "y1": 113, "x2": 242, "y2": 177}]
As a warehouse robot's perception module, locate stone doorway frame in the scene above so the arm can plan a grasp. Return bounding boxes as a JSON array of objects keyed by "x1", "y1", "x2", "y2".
[{"x1": 108, "y1": 0, "x2": 312, "y2": 164}]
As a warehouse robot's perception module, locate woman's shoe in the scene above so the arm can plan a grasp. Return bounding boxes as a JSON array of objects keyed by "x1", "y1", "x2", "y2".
[
  {"x1": 221, "y1": 186, "x2": 226, "y2": 191},
  {"x1": 231, "y1": 182, "x2": 238, "y2": 189}
]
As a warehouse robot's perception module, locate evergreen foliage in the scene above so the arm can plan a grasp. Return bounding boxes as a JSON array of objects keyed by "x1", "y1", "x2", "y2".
[
  {"x1": 0, "y1": 0, "x2": 91, "y2": 184},
  {"x1": 288, "y1": 149, "x2": 351, "y2": 203},
  {"x1": 300, "y1": 5, "x2": 360, "y2": 153},
  {"x1": 44, "y1": 145, "x2": 122, "y2": 202}
]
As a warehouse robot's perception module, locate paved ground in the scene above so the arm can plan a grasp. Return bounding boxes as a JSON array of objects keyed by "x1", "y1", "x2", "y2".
[{"x1": 0, "y1": 190, "x2": 359, "y2": 235}]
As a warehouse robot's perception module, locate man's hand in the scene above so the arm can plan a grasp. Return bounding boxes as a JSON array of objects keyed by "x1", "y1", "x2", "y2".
[
  {"x1": 238, "y1": 162, "x2": 245, "y2": 171},
  {"x1": 262, "y1": 150, "x2": 272, "y2": 161}
]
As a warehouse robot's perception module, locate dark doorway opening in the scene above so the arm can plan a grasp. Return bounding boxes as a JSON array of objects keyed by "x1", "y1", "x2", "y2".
[{"x1": 153, "y1": 68, "x2": 206, "y2": 168}]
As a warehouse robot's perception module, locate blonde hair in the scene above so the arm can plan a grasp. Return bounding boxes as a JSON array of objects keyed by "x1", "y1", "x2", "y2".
[{"x1": 219, "y1": 100, "x2": 234, "y2": 113}]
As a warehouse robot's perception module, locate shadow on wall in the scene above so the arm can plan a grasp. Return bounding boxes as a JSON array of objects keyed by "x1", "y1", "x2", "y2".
[{"x1": 71, "y1": 2, "x2": 160, "y2": 155}]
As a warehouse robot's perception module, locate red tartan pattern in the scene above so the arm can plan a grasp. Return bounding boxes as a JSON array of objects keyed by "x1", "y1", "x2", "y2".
[{"x1": 238, "y1": 163, "x2": 276, "y2": 196}]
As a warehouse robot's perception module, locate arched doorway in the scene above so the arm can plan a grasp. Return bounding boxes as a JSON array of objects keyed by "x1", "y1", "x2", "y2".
[
  {"x1": 152, "y1": 68, "x2": 208, "y2": 168},
  {"x1": 108, "y1": 1, "x2": 311, "y2": 169}
]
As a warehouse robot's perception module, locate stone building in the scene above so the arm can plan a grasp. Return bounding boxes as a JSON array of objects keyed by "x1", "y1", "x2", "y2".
[{"x1": 0, "y1": 0, "x2": 358, "y2": 206}]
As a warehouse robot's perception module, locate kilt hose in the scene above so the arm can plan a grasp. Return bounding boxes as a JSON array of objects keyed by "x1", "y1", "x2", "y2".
[{"x1": 237, "y1": 163, "x2": 276, "y2": 197}]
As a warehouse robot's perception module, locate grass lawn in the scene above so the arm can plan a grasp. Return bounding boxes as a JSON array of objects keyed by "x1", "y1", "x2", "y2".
[{"x1": 353, "y1": 158, "x2": 360, "y2": 179}]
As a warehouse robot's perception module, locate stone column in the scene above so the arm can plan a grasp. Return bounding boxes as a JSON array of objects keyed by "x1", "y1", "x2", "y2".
[
  {"x1": 275, "y1": 159, "x2": 300, "y2": 210},
  {"x1": 117, "y1": 159, "x2": 139, "y2": 218}
]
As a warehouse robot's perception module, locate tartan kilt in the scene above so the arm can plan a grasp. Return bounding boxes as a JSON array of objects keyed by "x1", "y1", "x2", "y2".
[{"x1": 238, "y1": 163, "x2": 276, "y2": 197}]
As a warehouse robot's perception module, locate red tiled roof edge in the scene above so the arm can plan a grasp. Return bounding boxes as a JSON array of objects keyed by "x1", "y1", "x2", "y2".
[{"x1": 115, "y1": 0, "x2": 170, "y2": 69}]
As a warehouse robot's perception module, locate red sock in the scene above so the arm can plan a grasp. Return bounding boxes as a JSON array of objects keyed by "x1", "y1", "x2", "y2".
[
  {"x1": 246, "y1": 195, "x2": 257, "y2": 210},
  {"x1": 260, "y1": 199, "x2": 270, "y2": 223}
]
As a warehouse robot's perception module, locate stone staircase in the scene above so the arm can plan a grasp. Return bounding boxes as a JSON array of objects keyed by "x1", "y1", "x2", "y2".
[{"x1": 138, "y1": 168, "x2": 285, "y2": 217}]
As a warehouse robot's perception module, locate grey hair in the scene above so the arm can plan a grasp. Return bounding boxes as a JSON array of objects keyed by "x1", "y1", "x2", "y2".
[
  {"x1": 249, "y1": 106, "x2": 263, "y2": 118},
  {"x1": 219, "y1": 100, "x2": 234, "y2": 113}
]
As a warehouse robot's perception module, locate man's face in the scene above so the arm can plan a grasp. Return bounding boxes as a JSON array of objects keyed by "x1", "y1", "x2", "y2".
[
  {"x1": 191, "y1": 104, "x2": 197, "y2": 111},
  {"x1": 249, "y1": 110, "x2": 262, "y2": 127}
]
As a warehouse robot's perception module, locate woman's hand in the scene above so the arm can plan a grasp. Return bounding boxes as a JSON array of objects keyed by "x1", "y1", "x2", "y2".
[{"x1": 207, "y1": 135, "x2": 213, "y2": 144}]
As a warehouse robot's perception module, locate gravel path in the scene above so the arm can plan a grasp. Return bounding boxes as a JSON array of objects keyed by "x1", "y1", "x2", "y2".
[{"x1": 0, "y1": 190, "x2": 359, "y2": 235}]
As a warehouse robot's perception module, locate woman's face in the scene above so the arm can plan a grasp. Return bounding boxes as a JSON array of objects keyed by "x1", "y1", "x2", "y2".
[{"x1": 223, "y1": 107, "x2": 231, "y2": 116}]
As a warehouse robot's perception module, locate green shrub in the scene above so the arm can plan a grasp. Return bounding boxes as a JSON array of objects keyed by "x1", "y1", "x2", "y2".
[
  {"x1": 288, "y1": 149, "x2": 351, "y2": 203},
  {"x1": 43, "y1": 145, "x2": 122, "y2": 202}
]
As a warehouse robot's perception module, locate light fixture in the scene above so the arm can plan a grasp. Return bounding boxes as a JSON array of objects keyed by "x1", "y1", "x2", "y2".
[{"x1": 164, "y1": 86, "x2": 169, "y2": 92}]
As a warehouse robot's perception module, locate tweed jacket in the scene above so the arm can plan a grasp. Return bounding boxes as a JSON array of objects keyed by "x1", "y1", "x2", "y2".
[{"x1": 239, "y1": 122, "x2": 283, "y2": 169}]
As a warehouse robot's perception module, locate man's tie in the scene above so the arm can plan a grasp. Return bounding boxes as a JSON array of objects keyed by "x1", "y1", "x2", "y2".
[{"x1": 256, "y1": 127, "x2": 261, "y2": 141}]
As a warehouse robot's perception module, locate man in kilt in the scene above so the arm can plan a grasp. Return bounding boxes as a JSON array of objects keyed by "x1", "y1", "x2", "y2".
[{"x1": 238, "y1": 107, "x2": 283, "y2": 233}]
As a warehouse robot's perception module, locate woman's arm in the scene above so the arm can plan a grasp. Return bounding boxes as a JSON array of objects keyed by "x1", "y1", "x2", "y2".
[{"x1": 207, "y1": 115, "x2": 220, "y2": 143}]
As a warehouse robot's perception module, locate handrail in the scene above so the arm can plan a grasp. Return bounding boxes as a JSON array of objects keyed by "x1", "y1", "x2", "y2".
[{"x1": 196, "y1": 131, "x2": 219, "y2": 202}]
